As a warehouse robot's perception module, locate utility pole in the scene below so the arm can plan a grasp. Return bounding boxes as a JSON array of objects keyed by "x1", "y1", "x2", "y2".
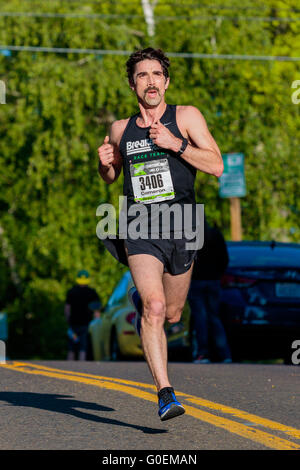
[
  {"x1": 230, "y1": 197, "x2": 242, "y2": 241},
  {"x1": 141, "y1": 0, "x2": 157, "y2": 37}
]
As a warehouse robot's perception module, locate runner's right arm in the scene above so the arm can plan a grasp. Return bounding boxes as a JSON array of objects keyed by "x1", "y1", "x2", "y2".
[{"x1": 98, "y1": 120, "x2": 127, "y2": 184}]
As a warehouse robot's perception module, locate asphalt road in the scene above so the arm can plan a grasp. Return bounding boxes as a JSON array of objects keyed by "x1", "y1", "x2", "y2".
[{"x1": 0, "y1": 360, "x2": 299, "y2": 451}]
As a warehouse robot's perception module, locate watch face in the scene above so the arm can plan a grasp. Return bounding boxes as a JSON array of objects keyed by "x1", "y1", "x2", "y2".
[{"x1": 179, "y1": 139, "x2": 187, "y2": 154}]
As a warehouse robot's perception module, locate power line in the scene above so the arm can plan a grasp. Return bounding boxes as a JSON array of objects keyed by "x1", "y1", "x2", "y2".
[
  {"x1": 14, "y1": 0, "x2": 300, "y2": 12},
  {"x1": 0, "y1": 12, "x2": 142, "y2": 19},
  {"x1": 157, "y1": 2, "x2": 299, "y2": 11},
  {"x1": 157, "y1": 14, "x2": 300, "y2": 22},
  {"x1": 1, "y1": 10, "x2": 300, "y2": 22},
  {"x1": 1, "y1": 45, "x2": 300, "y2": 61}
]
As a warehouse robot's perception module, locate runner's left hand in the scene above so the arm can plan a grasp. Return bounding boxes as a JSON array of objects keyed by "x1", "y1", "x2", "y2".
[{"x1": 149, "y1": 120, "x2": 180, "y2": 151}]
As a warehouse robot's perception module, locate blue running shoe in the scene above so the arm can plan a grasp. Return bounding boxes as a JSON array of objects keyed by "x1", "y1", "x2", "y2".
[
  {"x1": 158, "y1": 387, "x2": 185, "y2": 421},
  {"x1": 128, "y1": 286, "x2": 142, "y2": 336}
]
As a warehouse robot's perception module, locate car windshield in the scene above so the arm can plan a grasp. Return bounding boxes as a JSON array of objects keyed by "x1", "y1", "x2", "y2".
[{"x1": 228, "y1": 245, "x2": 300, "y2": 268}]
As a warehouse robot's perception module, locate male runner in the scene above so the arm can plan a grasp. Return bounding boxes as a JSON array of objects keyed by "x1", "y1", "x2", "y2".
[{"x1": 98, "y1": 48, "x2": 223, "y2": 421}]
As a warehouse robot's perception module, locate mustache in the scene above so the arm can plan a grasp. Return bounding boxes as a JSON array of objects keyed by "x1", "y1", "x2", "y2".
[{"x1": 144, "y1": 86, "x2": 160, "y2": 94}]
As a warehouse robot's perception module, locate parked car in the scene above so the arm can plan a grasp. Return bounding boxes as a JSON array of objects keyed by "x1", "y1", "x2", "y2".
[
  {"x1": 220, "y1": 241, "x2": 300, "y2": 363},
  {"x1": 88, "y1": 270, "x2": 191, "y2": 361},
  {"x1": 89, "y1": 241, "x2": 300, "y2": 363}
]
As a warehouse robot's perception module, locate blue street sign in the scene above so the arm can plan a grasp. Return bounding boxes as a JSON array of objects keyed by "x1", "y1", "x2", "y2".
[{"x1": 219, "y1": 153, "x2": 246, "y2": 198}]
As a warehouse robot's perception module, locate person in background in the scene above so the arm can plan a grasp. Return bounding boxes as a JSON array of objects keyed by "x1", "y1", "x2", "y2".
[
  {"x1": 188, "y1": 221, "x2": 232, "y2": 364},
  {"x1": 64, "y1": 270, "x2": 101, "y2": 361}
]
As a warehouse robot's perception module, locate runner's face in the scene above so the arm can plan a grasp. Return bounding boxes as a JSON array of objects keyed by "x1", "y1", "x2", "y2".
[{"x1": 130, "y1": 59, "x2": 169, "y2": 106}]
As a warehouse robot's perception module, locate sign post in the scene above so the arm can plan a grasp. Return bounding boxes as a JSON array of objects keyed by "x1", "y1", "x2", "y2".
[{"x1": 219, "y1": 153, "x2": 246, "y2": 241}]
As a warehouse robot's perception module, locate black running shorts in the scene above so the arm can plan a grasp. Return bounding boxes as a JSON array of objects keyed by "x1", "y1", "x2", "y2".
[{"x1": 124, "y1": 235, "x2": 198, "y2": 275}]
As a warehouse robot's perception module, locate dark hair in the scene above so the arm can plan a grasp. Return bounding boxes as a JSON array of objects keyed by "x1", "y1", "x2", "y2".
[{"x1": 126, "y1": 47, "x2": 170, "y2": 83}]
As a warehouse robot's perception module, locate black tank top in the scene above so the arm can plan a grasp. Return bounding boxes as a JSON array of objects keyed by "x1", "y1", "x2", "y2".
[{"x1": 119, "y1": 104, "x2": 198, "y2": 236}]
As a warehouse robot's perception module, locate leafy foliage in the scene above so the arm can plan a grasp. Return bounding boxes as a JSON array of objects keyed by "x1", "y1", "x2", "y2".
[{"x1": 0, "y1": 0, "x2": 299, "y2": 358}]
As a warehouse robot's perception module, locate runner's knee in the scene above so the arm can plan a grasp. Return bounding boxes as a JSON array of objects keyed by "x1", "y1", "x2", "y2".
[{"x1": 143, "y1": 297, "x2": 166, "y2": 324}]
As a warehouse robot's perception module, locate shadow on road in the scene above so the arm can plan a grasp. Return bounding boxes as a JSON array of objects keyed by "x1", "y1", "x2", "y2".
[{"x1": 0, "y1": 392, "x2": 167, "y2": 435}]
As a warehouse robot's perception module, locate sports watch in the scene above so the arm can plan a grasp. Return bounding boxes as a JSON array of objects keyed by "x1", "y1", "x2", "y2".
[{"x1": 177, "y1": 138, "x2": 188, "y2": 157}]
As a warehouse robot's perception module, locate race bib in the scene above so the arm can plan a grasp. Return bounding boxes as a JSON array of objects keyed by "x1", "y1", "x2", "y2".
[{"x1": 130, "y1": 159, "x2": 175, "y2": 204}]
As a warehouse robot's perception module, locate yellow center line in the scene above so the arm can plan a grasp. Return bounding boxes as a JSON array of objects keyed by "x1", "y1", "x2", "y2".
[
  {"x1": 1, "y1": 361, "x2": 300, "y2": 451},
  {"x1": 10, "y1": 361, "x2": 300, "y2": 440},
  {"x1": 10, "y1": 361, "x2": 158, "y2": 390},
  {"x1": 181, "y1": 396, "x2": 300, "y2": 440}
]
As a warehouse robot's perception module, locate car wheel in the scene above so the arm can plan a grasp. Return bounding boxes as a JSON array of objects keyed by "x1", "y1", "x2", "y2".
[{"x1": 110, "y1": 330, "x2": 122, "y2": 361}]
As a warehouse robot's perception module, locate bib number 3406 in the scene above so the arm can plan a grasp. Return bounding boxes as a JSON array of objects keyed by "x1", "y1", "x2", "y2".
[
  {"x1": 130, "y1": 158, "x2": 175, "y2": 203},
  {"x1": 139, "y1": 174, "x2": 163, "y2": 191}
]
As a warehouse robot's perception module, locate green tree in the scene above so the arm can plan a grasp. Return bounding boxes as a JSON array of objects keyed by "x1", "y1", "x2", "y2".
[{"x1": 0, "y1": 0, "x2": 299, "y2": 358}]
